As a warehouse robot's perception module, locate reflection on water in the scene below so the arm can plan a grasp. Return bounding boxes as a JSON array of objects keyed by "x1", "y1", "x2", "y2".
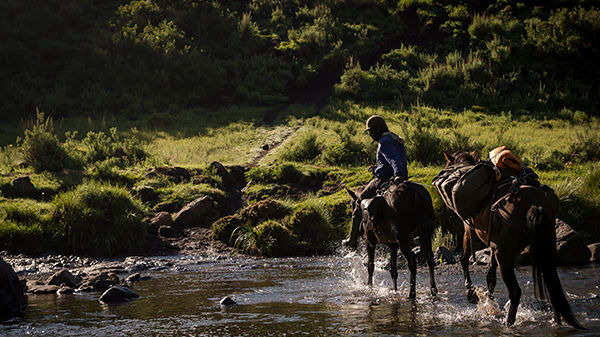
[{"x1": 2, "y1": 255, "x2": 599, "y2": 336}]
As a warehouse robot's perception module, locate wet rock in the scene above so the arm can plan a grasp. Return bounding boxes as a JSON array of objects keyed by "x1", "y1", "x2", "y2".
[
  {"x1": 471, "y1": 248, "x2": 490, "y2": 265},
  {"x1": 434, "y1": 246, "x2": 456, "y2": 264},
  {"x1": 27, "y1": 284, "x2": 60, "y2": 295},
  {"x1": 219, "y1": 296, "x2": 236, "y2": 306},
  {"x1": 125, "y1": 273, "x2": 140, "y2": 283},
  {"x1": 79, "y1": 272, "x2": 120, "y2": 292},
  {"x1": 135, "y1": 186, "x2": 159, "y2": 203},
  {"x1": 555, "y1": 219, "x2": 591, "y2": 265},
  {"x1": 151, "y1": 212, "x2": 173, "y2": 228},
  {"x1": 173, "y1": 196, "x2": 214, "y2": 228},
  {"x1": 0, "y1": 257, "x2": 27, "y2": 319},
  {"x1": 99, "y1": 285, "x2": 139, "y2": 303},
  {"x1": 158, "y1": 225, "x2": 182, "y2": 238},
  {"x1": 588, "y1": 243, "x2": 600, "y2": 264},
  {"x1": 57, "y1": 286, "x2": 74, "y2": 295},
  {"x1": 46, "y1": 269, "x2": 80, "y2": 288},
  {"x1": 12, "y1": 176, "x2": 36, "y2": 197}
]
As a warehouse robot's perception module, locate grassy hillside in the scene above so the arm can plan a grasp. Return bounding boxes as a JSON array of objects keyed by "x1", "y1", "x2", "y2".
[
  {"x1": 1, "y1": 1, "x2": 599, "y2": 257},
  {"x1": 1, "y1": 0, "x2": 599, "y2": 121}
]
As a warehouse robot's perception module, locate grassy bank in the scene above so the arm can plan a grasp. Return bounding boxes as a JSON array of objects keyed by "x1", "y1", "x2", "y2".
[{"x1": 1, "y1": 104, "x2": 599, "y2": 256}]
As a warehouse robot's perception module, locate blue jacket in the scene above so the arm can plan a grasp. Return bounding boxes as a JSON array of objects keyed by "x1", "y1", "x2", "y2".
[{"x1": 373, "y1": 132, "x2": 408, "y2": 180}]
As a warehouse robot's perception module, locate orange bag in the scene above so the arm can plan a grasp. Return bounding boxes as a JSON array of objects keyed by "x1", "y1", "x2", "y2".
[{"x1": 489, "y1": 146, "x2": 523, "y2": 172}]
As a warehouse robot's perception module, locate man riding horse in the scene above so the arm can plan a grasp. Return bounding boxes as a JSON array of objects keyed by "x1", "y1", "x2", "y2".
[{"x1": 343, "y1": 115, "x2": 408, "y2": 249}]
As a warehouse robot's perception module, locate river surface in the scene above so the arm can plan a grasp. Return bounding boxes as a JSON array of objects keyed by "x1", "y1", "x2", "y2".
[{"x1": 2, "y1": 253, "x2": 599, "y2": 336}]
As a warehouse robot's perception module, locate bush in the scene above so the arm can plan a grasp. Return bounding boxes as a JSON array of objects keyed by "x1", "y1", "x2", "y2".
[
  {"x1": 253, "y1": 220, "x2": 297, "y2": 257},
  {"x1": 80, "y1": 128, "x2": 147, "y2": 165},
  {"x1": 49, "y1": 181, "x2": 147, "y2": 256},
  {"x1": 20, "y1": 111, "x2": 73, "y2": 172},
  {"x1": 212, "y1": 214, "x2": 243, "y2": 243},
  {"x1": 288, "y1": 206, "x2": 335, "y2": 254}
]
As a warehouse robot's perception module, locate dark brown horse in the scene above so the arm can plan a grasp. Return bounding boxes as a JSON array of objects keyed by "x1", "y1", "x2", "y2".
[
  {"x1": 346, "y1": 181, "x2": 438, "y2": 298},
  {"x1": 444, "y1": 151, "x2": 583, "y2": 328}
]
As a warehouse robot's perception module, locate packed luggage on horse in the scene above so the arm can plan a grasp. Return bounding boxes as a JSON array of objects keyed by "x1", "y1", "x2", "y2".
[{"x1": 433, "y1": 147, "x2": 582, "y2": 328}]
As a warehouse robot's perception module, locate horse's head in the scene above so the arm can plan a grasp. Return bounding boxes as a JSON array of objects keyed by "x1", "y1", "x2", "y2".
[{"x1": 443, "y1": 150, "x2": 478, "y2": 168}]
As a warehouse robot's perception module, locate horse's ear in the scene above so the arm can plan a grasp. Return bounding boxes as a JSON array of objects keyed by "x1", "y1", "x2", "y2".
[
  {"x1": 443, "y1": 151, "x2": 454, "y2": 164},
  {"x1": 345, "y1": 186, "x2": 358, "y2": 201}
]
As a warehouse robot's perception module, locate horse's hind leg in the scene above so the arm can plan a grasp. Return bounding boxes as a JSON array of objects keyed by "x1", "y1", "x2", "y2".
[
  {"x1": 389, "y1": 243, "x2": 399, "y2": 291},
  {"x1": 399, "y1": 241, "x2": 416, "y2": 299},
  {"x1": 461, "y1": 225, "x2": 477, "y2": 303},
  {"x1": 486, "y1": 248, "x2": 498, "y2": 297},
  {"x1": 497, "y1": 254, "x2": 521, "y2": 326},
  {"x1": 422, "y1": 233, "x2": 438, "y2": 296},
  {"x1": 367, "y1": 242, "x2": 375, "y2": 287}
]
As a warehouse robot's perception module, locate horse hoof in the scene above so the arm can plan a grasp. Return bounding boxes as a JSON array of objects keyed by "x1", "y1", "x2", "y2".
[{"x1": 466, "y1": 289, "x2": 478, "y2": 304}]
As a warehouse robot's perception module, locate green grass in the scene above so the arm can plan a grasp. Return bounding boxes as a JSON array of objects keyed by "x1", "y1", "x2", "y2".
[{"x1": 1, "y1": 103, "x2": 599, "y2": 257}]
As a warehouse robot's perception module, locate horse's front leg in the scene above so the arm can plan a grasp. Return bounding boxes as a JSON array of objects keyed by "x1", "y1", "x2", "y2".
[
  {"x1": 399, "y1": 241, "x2": 416, "y2": 299},
  {"x1": 497, "y1": 253, "x2": 521, "y2": 326},
  {"x1": 366, "y1": 241, "x2": 375, "y2": 287},
  {"x1": 461, "y1": 225, "x2": 477, "y2": 304},
  {"x1": 388, "y1": 243, "x2": 398, "y2": 291}
]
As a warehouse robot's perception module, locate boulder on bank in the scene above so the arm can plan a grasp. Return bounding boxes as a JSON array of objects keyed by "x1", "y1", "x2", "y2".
[
  {"x1": 173, "y1": 196, "x2": 214, "y2": 228},
  {"x1": 158, "y1": 225, "x2": 182, "y2": 238},
  {"x1": 46, "y1": 269, "x2": 80, "y2": 288},
  {"x1": 0, "y1": 257, "x2": 27, "y2": 319},
  {"x1": 99, "y1": 285, "x2": 139, "y2": 303},
  {"x1": 471, "y1": 248, "x2": 490, "y2": 265},
  {"x1": 12, "y1": 176, "x2": 36, "y2": 198},
  {"x1": 555, "y1": 219, "x2": 591, "y2": 265},
  {"x1": 434, "y1": 246, "x2": 456, "y2": 264},
  {"x1": 151, "y1": 211, "x2": 173, "y2": 228}
]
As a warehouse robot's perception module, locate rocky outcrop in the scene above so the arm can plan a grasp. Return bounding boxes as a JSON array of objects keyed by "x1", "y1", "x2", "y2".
[
  {"x1": 99, "y1": 285, "x2": 139, "y2": 303},
  {"x1": 0, "y1": 257, "x2": 27, "y2": 319},
  {"x1": 434, "y1": 246, "x2": 456, "y2": 264},
  {"x1": 173, "y1": 196, "x2": 214, "y2": 228},
  {"x1": 555, "y1": 219, "x2": 591, "y2": 265}
]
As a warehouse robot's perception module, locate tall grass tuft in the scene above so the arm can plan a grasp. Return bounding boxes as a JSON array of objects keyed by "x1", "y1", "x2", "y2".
[{"x1": 49, "y1": 181, "x2": 147, "y2": 256}]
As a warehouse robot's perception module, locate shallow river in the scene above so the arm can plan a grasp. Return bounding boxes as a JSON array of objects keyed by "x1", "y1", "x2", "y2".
[{"x1": 2, "y1": 253, "x2": 599, "y2": 336}]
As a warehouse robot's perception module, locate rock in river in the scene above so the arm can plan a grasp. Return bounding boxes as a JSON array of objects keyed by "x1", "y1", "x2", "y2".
[
  {"x1": 0, "y1": 257, "x2": 27, "y2": 319},
  {"x1": 99, "y1": 285, "x2": 139, "y2": 303}
]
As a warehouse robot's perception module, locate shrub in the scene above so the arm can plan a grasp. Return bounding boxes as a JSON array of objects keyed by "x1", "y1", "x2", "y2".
[
  {"x1": 253, "y1": 220, "x2": 297, "y2": 257},
  {"x1": 49, "y1": 181, "x2": 147, "y2": 256},
  {"x1": 288, "y1": 206, "x2": 335, "y2": 254},
  {"x1": 212, "y1": 214, "x2": 243, "y2": 243},
  {"x1": 20, "y1": 111, "x2": 73, "y2": 172},
  {"x1": 80, "y1": 128, "x2": 148, "y2": 165},
  {"x1": 431, "y1": 226, "x2": 457, "y2": 254}
]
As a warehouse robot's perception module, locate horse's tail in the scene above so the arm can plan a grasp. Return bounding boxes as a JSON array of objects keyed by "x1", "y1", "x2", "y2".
[
  {"x1": 527, "y1": 205, "x2": 584, "y2": 329},
  {"x1": 413, "y1": 185, "x2": 435, "y2": 240}
]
